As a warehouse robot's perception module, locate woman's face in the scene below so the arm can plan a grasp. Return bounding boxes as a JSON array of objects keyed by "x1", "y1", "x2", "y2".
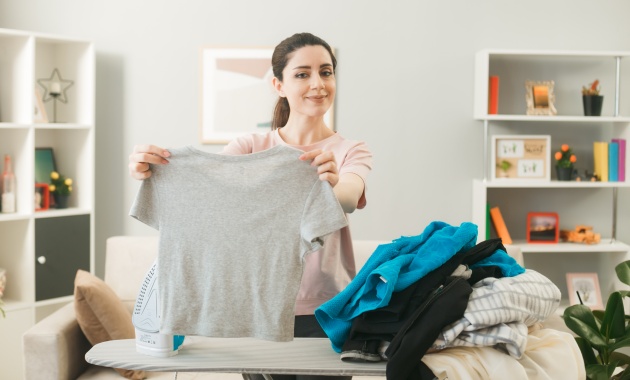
[{"x1": 274, "y1": 45, "x2": 336, "y2": 120}]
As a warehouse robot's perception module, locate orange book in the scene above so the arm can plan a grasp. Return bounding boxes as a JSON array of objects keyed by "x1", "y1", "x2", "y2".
[
  {"x1": 488, "y1": 76, "x2": 499, "y2": 114},
  {"x1": 490, "y1": 206, "x2": 512, "y2": 245}
]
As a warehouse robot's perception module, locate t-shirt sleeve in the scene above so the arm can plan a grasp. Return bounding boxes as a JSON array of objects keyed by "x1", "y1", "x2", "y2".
[
  {"x1": 338, "y1": 141, "x2": 373, "y2": 209},
  {"x1": 129, "y1": 175, "x2": 160, "y2": 230},
  {"x1": 300, "y1": 181, "x2": 348, "y2": 255},
  {"x1": 221, "y1": 134, "x2": 254, "y2": 155}
]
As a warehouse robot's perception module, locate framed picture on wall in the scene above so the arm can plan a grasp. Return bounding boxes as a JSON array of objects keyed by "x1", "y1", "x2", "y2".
[
  {"x1": 526, "y1": 212, "x2": 559, "y2": 243},
  {"x1": 525, "y1": 80, "x2": 557, "y2": 116},
  {"x1": 566, "y1": 272, "x2": 604, "y2": 310},
  {"x1": 491, "y1": 135, "x2": 551, "y2": 181},
  {"x1": 199, "y1": 46, "x2": 335, "y2": 144}
]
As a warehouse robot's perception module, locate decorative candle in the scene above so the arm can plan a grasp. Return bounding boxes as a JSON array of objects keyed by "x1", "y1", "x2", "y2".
[{"x1": 50, "y1": 82, "x2": 61, "y2": 95}]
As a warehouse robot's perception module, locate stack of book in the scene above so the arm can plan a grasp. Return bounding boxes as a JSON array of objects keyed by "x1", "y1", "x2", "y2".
[{"x1": 593, "y1": 138, "x2": 626, "y2": 182}]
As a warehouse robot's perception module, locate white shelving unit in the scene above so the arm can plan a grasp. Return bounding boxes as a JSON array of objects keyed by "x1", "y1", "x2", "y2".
[
  {"x1": 0, "y1": 28, "x2": 94, "y2": 379},
  {"x1": 472, "y1": 49, "x2": 630, "y2": 306}
]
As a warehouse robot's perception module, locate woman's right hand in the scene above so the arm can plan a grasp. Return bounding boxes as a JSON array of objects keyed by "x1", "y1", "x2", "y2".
[{"x1": 128, "y1": 145, "x2": 170, "y2": 180}]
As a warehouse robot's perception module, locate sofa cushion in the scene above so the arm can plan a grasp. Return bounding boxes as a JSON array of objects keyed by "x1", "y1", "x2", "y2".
[{"x1": 74, "y1": 269, "x2": 146, "y2": 380}]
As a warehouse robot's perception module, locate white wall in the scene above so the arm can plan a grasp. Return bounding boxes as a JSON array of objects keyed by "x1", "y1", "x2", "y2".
[{"x1": 1, "y1": 0, "x2": 629, "y2": 277}]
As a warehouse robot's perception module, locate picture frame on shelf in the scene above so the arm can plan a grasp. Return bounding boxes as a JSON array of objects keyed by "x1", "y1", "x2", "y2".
[
  {"x1": 35, "y1": 147, "x2": 57, "y2": 209},
  {"x1": 566, "y1": 272, "x2": 604, "y2": 310},
  {"x1": 199, "y1": 46, "x2": 334, "y2": 144},
  {"x1": 33, "y1": 88, "x2": 48, "y2": 123},
  {"x1": 34, "y1": 147, "x2": 56, "y2": 184},
  {"x1": 526, "y1": 212, "x2": 559, "y2": 243},
  {"x1": 491, "y1": 135, "x2": 551, "y2": 181},
  {"x1": 34, "y1": 183, "x2": 50, "y2": 211},
  {"x1": 525, "y1": 80, "x2": 557, "y2": 116}
]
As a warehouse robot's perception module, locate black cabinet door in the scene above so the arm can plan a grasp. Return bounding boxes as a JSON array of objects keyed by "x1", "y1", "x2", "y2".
[{"x1": 35, "y1": 215, "x2": 90, "y2": 301}]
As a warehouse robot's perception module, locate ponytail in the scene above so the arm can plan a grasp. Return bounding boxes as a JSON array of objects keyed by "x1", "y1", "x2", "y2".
[{"x1": 272, "y1": 97, "x2": 290, "y2": 130}]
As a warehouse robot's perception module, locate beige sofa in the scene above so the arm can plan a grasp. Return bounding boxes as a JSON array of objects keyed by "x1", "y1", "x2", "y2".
[{"x1": 23, "y1": 237, "x2": 576, "y2": 380}]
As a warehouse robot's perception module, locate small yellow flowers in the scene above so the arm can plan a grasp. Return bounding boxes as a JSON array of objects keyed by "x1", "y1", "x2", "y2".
[{"x1": 49, "y1": 171, "x2": 73, "y2": 196}]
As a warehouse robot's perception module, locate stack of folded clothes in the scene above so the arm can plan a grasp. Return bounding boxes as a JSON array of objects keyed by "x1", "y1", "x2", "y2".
[{"x1": 315, "y1": 221, "x2": 561, "y2": 380}]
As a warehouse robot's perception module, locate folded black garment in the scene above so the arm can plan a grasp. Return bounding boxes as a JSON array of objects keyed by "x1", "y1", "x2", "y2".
[{"x1": 385, "y1": 276, "x2": 473, "y2": 380}]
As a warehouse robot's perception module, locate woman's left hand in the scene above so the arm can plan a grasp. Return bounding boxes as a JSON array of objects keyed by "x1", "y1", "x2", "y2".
[{"x1": 299, "y1": 149, "x2": 339, "y2": 187}]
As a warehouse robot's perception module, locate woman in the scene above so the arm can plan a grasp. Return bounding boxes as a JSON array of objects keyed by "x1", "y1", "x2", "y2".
[{"x1": 129, "y1": 32, "x2": 372, "y2": 380}]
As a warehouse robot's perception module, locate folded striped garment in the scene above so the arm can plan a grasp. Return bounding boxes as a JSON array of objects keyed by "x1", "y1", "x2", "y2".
[{"x1": 432, "y1": 269, "x2": 561, "y2": 358}]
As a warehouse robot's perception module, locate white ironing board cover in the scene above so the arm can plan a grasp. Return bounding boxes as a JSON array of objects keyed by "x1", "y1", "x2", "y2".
[{"x1": 85, "y1": 337, "x2": 386, "y2": 376}]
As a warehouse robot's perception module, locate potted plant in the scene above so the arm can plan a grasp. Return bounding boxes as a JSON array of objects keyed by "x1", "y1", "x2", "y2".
[
  {"x1": 554, "y1": 144, "x2": 577, "y2": 181},
  {"x1": 583, "y1": 79, "x2": 604, "y2": 116},
  {"x1": 497, "y1": 159, "x2": 512, "y2": 178},
  {"x1": 563, "y1": 260, "x2": 630, "y2": 379},
  {"x1": 48, "y1": 171, "x2": 73, "y2": 209}
]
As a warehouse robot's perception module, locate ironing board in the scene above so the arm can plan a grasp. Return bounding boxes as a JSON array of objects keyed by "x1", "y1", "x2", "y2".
[{"x1": 86, "y1": 337, "x2": 386, "y2": 379}]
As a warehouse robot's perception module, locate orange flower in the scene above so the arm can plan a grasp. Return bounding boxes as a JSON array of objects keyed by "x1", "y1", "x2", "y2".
[
  {"x1": 555, "y1": 143, "x2": 576, "y2": 169},
  {"x1": 591, "y1": 79, "x2": 599, "y2": 91}
]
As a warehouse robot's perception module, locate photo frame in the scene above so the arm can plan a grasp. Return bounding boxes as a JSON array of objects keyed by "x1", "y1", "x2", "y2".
[
  {"x1": 491, "y1": 135, "x2": 551, "y2": 181},
  {"x1": 566, "y1": 272, "x2": 604, "y2": 310},
  {"x1": 35, "y1": 147, "x2": 56, "y2": 184},
  {"x1": 526, "y1": 80, "x2": 557, "y2": 116},
  {"x1": 527, "y1": 212, "x2": 559, "y2": 243},
  {"x1": 34, "y1": 88, "x2": 48, "y2": 123},
  {"x1": 200, "y1": 46, "x2": 335, "y2": 144},
  {"x1": 34, "y1": 183, "x2": 50, "y2": 211}
]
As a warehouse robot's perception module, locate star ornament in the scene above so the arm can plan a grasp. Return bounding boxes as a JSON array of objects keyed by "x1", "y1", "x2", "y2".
[{"x1": 37, "y1": 68, "x2": 74, "y2": 104}]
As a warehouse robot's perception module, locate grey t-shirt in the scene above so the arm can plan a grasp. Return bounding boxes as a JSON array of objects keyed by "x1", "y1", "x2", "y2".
[{"x1": 129, "y1": 145, "x2": 348, "y2": 341}]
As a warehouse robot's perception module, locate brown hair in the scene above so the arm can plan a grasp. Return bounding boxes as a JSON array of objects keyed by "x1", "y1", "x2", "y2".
[{"x1": 271, "y1": 33, "x2": 337, "y2": 130}]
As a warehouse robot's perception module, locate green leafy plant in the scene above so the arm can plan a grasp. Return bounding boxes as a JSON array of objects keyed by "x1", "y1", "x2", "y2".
[
  {"x1": 48, "y1": 171, "x2": 73, "y2": 196},
  {"x1": 555, "y1": 144, "x2": 577, "y2": 169},
  {"x1": 496, "y1": 159, "x2": 513, "y2": 177},
  {"x1": 583, "y1": 79, "x2": 601, "y2": 96},
  {"x1": 563, "y1": 260, "x2": 630, "y2": 379},
  {"x1": 497, "y1": 160, "x2": 512, "y2": 173}
]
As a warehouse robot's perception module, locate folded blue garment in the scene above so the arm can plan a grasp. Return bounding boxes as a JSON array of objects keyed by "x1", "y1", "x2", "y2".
[
  {"x1": 315, "y1": 221, "x2": 479, "y2": 352},
  {"x1": 470, "y1": 249, "x2": 525, "y2": 278}
]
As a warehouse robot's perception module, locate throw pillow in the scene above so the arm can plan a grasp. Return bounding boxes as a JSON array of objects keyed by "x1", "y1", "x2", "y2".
[{"x1": 74, "y1": 269, "x2": 146, "y2": 380}]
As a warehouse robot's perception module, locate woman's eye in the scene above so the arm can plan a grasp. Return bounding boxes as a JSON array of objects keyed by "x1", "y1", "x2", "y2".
[
  {"x1": 321, "y1": 70, "x2": 334, "y2": 77},
  {"x1": 295, "y1": 72, "x2": 308, "y2": 79}
]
